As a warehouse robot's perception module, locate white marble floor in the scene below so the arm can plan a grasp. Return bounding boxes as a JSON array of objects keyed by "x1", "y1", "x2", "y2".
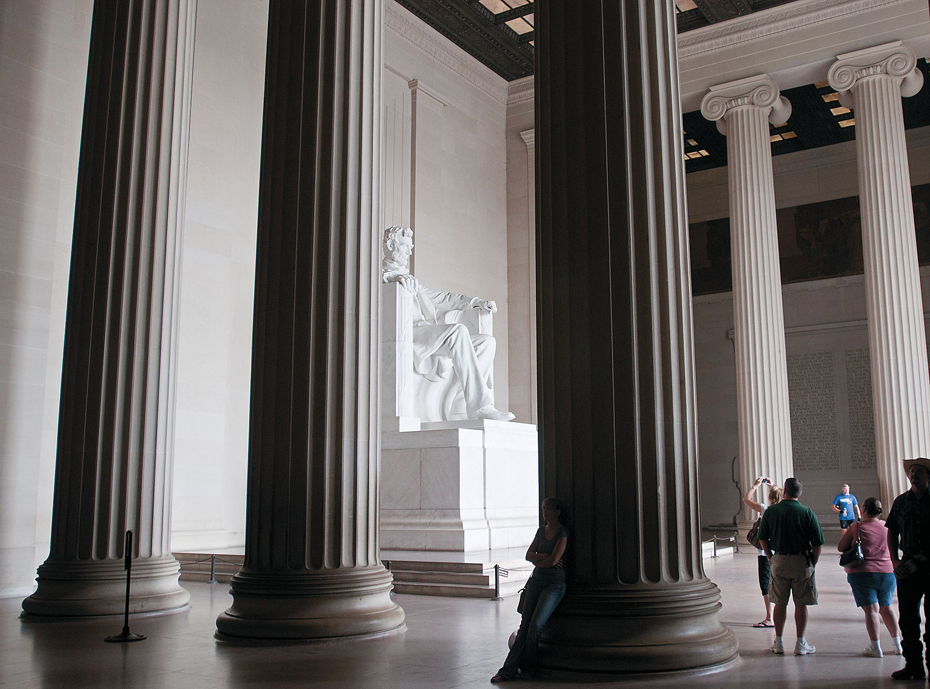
[{"x1": 0, "y1": 550, "x2": 922, "y2": 688}]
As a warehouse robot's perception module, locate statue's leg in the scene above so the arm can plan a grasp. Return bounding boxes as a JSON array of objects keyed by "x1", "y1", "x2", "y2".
[
  {"x1": 471, "y1": 333, "x2": 496, "y2": 393},
  {"x1": 430, "y1": 324, "x2": 494, "y2": 415}
]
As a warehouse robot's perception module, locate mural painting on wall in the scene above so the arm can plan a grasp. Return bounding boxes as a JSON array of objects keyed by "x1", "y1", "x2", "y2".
[{"x1": 689, "y1": 183, "x2": 930, "y2": 296}]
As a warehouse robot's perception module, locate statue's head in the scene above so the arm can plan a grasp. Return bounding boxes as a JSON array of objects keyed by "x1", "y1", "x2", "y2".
[{"x1": 383, "y1": 226, "x2": 414, "y2": 269}]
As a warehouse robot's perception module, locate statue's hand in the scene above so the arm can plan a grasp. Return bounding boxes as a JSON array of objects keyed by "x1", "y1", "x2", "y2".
[
  {"x1": 385, "y1": 272, "x2": 419, "y2": 294},
  {"x1": 474, "y1": 299, "x2": 497, "y2": 314}
]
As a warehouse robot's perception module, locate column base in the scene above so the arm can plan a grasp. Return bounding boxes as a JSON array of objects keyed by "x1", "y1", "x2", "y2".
[
  {"x1": 215, "y1": 565, "x2": 406, "y2": 641},
  {"x1": 538, "y1": 579, "x2": 739, "y2": 677},
  {"x1": 22, "y1": 555, "x2": 190, "y2": 618}
]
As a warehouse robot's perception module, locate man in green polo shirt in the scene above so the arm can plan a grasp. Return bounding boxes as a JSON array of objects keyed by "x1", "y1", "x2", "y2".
[{"x1": 758, "y1": 477, "x2": 825, "y2": 656}]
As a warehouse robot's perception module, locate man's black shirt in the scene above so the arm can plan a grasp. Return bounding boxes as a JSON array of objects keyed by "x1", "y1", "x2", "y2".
[{"x1": 887, "y1": 489, "x2": 930, "y2": 558}]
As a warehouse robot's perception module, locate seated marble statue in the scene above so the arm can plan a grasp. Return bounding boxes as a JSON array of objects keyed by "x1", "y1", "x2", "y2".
[{"x1": 382, "y1": 226, "x2": 514, "y2": 422}]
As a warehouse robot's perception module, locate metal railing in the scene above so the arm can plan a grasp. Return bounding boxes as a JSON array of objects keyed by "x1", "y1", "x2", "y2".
[
  {"x1": 491, "y1": 563, "x2": 535, "y2": 600},
  {"x1": 177, "y1": 554, "x2": 243, "y2": 584},
  {"x1": 703, "y1": 532, "x2": 739, "y2": 558}
]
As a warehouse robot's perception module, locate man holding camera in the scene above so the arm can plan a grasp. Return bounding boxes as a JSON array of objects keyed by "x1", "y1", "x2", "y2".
[{"x1": 758, "y1": 477, "x2": 824, "y2": 656}]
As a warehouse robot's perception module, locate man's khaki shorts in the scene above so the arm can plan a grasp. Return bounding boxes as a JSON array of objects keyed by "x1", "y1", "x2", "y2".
[{"x1": 769, "y1": 554, "x2": 818, "y2": 606}]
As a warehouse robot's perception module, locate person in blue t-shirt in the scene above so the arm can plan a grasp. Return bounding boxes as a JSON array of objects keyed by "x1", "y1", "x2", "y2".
[{"x1": 831, "y1": 484, "x2": 861, "y2": 533}]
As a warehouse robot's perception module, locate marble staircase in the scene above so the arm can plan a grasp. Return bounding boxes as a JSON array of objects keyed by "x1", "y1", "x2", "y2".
[{"x1": 384, "y1": 556, "x2": 533, "y2": 598}]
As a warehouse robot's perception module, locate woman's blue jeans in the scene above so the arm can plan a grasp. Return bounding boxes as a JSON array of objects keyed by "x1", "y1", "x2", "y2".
[{"x1": 497, "y1": 577, "x2": 566, "y2": 679}]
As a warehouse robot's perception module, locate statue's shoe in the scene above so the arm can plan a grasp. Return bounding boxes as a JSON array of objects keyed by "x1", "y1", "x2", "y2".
[{"x1": 475, "y1": 406, "x2": 515, "y2": 422}]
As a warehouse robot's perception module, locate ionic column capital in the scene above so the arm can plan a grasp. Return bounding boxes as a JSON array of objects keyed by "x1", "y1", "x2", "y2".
[
  {"x1": 828, "y1": 41, "x2": 924, "y2": 106},
  {"x1": 700, "y1": 74, "x2": 791, "y2": 136}
]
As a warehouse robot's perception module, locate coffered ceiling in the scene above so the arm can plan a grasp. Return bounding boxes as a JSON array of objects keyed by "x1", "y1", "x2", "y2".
[
  {"x1": 393, "y1": 0, "x2": 803, "y2": 81},
  {"x1": 394, "y1": 0, "x2": 930, "y2": 172}
]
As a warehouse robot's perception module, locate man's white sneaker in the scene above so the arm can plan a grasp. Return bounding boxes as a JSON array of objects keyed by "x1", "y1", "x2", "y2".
[
  {"x1": 862, "y1": 647, "x2": 883, "y2": 658},
  {"x1": 794, "y1": 640, "x2": 816, "y2": 655},
  {"x1": 771, "y1": 640, "x2": 785, "y2": 655},
  {"x1": 890, "y1": 645, "x2": 903, "y2": 655}
]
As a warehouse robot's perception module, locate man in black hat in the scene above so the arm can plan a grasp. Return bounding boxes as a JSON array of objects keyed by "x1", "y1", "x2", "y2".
[{"x1": 887, "y1": 457, "x2": 930, "y2": 680}]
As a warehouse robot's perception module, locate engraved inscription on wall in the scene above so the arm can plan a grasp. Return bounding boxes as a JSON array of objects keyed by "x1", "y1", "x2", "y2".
[
  {"x1": 845, "y1": 348, "x2": 877, "y2": 470},
  {"x1": 787, "y1": 351, "x2": 840, "y2": 471}
]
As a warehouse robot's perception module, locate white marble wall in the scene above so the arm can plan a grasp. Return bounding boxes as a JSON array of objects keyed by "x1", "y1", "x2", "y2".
[
  {"x1": 0, "y1": 0, "x2": 92, "y2": 597},
  {"x1": 691, "y1": 127, "x2": 930, "y2": 529},
  {"x1": 169, "y1": 0, "x2": 267, "y2": 552}
]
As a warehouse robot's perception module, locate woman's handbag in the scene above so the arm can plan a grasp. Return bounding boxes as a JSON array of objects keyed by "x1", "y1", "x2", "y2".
[
  {"x1": 516, "y1": 587, "x2": 527, "y2": 614},
  {"x1": 746, "y1": 517, "x2": 763, "y2": 550},
  {"x1": 839, "y1": 524, "x2": 865, "y2": 567}
]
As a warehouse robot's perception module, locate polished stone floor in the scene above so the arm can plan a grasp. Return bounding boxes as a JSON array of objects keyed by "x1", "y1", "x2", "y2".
[{"x1": 0, "y1": 550, "x2": 922, "y2": 688}]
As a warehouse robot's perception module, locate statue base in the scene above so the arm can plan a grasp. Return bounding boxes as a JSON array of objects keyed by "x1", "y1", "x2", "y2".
[{"x1": 381, "y1": 419, "x2": 539, "y2": 552}]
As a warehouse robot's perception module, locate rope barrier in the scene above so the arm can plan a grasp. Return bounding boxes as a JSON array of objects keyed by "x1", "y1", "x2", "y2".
[
  {"x1": 176, "y1": 554, "x2": 245, "y2": 583},
  {"x1": 701, "y1": 532, "x2": 739, "y2": 558}
]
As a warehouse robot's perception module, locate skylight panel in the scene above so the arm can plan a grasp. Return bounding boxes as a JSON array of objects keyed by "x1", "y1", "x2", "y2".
[
  {"x1": 507, "y1": 18, "x2": 533, "y2": 34},
  {"x1": 480, "y1": 0, "x2": 511, "y2": 13}
]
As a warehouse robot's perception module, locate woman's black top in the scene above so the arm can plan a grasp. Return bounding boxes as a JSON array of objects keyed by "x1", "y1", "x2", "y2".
[{"x1": 531, "y1": 525, "x2": 568, "y2": 584}]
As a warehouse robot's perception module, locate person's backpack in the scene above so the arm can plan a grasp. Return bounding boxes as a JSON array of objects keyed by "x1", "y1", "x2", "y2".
[{"x1": 746, "y1": 517, "x2": 763, "y2": 550}]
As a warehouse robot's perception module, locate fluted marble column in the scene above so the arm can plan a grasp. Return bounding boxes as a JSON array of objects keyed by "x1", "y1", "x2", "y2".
[
  {"x1": 700, "y1": 76, "x2": 794, "y2": 525},
  {"x1": 215, "y1": 0, "x2": 405, "y2": 641},
  {"x1": 828, "y1": 42, "x2": 930, "y2": 510},
  {"x1": 534, "y1": 0, "x2": 738, "y2": 677},
  {"x1": 22, "y1": 0, "x2": 195, "y2": 617}
]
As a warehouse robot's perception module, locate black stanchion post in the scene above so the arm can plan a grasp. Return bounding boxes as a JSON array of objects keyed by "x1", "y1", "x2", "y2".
[
  {"x1": 491, "y1": 564, "x2": 503, "y2": 601},
  {"x1": 104, "y1": 530, "x2": 146, "y2": 642},
  {"x1": 209, "y1": 555, "x2": 217, "y2": 584}
]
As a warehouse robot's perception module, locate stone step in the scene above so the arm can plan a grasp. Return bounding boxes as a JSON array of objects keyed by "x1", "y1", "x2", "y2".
[
  {"x1": 392, "y1": 578, "x2": 526, "y2": 599},
  {"x1": 387, "y1": 558, "x2": 533, "y2": 598},
  {"x1": 383, "y1": 558, "x2": 525, "y2": 574},
  {"x1": 391, "y1": 569, "x2": 494, "y2": 586}
]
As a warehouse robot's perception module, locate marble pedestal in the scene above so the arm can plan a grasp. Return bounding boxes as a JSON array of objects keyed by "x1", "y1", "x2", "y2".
[{"x1": 381, "y1": 420, "x2": 539, "y2": 552}]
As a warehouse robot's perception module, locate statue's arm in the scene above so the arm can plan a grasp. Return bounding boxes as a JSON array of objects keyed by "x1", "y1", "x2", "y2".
[{"x1": 422, "y1": 286, "x2": 497, "y2": 313}]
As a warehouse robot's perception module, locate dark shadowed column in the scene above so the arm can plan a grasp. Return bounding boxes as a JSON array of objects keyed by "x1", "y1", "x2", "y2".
[
  {"x1": 534, "y1": 0, "x2": 739, "y2": 676},
  {"x1": 214, "y1": 0, "x2": 405, "y2": 640},
  {"x1": 23, "y1": 0, "x2": 195, "y2": 617}
]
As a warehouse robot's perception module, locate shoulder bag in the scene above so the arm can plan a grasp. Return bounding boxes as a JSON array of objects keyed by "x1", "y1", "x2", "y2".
[
  {"x1": 839, "y1": 523, "x2": 865, "y2": 567},
  {"x1": 746, "y1": 517, "x2": 763, "y2": 550}
]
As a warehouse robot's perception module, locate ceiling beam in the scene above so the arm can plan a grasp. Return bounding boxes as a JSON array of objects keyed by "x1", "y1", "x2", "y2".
[
  {"x1": 494, "y1": 4, "x2": 534, "y2": 24},
  {"x1": 394, "y1": 0, "x2": 534, "y2": 80},
  {"x1": 676, "y1": 8, "x2": 709, "y2": 32},
  {"x1": 693, "y1": 0, "x2": 752, "y2": 23}
]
